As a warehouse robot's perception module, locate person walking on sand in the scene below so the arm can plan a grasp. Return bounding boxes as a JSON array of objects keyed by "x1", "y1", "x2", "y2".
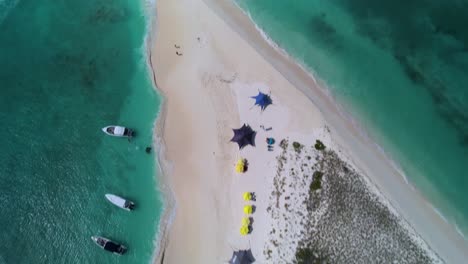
[{"x1": 176, "y1": 51, "x2": 183, "y2": 56}]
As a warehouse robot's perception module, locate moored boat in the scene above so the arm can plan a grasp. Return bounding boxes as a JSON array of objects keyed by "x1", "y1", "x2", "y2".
[
  {"x1": 91, "y1": 236, "x2": 126, "y2": 255},
  {"x1": 101, "y1": 126, "x2": 134, "y2": 138},
  {"x1": 105, "y1": 194, "x2": 135, "y2": 211}
]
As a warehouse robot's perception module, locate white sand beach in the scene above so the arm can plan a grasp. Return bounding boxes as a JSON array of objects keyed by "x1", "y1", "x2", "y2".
[{"x1": 150, "y1": 0, "x2": 468, "y2": 263}]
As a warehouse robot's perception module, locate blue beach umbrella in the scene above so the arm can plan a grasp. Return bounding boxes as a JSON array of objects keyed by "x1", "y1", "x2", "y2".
[{"x1": 251, "y1": 91, "x2": 272, "y2": 111}]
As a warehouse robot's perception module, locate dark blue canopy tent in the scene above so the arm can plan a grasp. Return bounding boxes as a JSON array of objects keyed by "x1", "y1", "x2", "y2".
[
  {"x1": 251, "y1": 91, "x2": 272, "y2": 111},
  {"x1": 230, "y1": 124, "x2": 256, "y2": 149}
]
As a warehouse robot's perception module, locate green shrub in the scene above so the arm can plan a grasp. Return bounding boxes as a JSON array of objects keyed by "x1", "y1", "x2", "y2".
[
  {"x1": 295, "y1": 248, "x2": 314, "y2": 264},
  {"x1": 313, "y1": 171, "x2": 324, "y2": 178},
  {"x1": 310, "y1": 180, "x2": 321, "y2": 192},
  {"x1": 314, "y1": 140, "x2": 326, "y2": 150},
  {"x1": 295, "y1": 247, "x2": 326, "y2": 264},
  {"x1": 293, "y1": 141, "x2": 303, "y2": 153},
  {"x1": 310, "y1": 171, "x2": 323, "y2": 192}
]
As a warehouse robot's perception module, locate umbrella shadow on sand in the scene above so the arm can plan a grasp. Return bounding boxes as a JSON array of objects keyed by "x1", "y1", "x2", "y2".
[
  {"x1": 243, "y1": 159, "x2": 250, "y2": 172},
  {"x1": 251, "y1": 205, "x2": 256, "y2": 214}
]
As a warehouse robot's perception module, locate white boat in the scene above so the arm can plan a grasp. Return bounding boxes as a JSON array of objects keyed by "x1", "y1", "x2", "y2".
[
  {"x1": 102, "y1": 126, "x2": 134, "y2": 138},
  {"x1": 105, "y1": 194, "x2": 135, "y2": 211},
  {"x1": 91, "y1": 236, "x2": 126, "y2": 255}
]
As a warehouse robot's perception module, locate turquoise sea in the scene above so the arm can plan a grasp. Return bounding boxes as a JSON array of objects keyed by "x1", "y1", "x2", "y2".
[
  {"x1": 236, "y1": 0, "x2": 468, "y2": 236},
  {"x1": 0, "y1": 0, "x2": 162, "y2": 263}
]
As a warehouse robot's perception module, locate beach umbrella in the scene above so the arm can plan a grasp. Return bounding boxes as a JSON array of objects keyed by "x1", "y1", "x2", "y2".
[
  {"x1": 251, "y1": 91, "x2": 272, "y2": 111},
  {"x1": 243, "y1": 205, "x2": 253, "y2": 214},
  {"x1": 241, "y1": 217, "x2": 250, "y2": 226},
  {"x1": 230, "y1": 124, "x2": 256, "y2": 149},
  {"x1": 240, "y1": 225, "x2": 249, "y2": 236},
  {"x1": 243, "y1": 192, "x2": 251, "y2": 201}
]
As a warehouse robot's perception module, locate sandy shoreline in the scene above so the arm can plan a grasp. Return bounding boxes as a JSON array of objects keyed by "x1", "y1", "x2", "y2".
[
  {"x1": 148, "y1": 0, "x2": 468, "y2": 263},
  {"x1": 144, "y1": 5, "x2": 176, "y2": 263}
]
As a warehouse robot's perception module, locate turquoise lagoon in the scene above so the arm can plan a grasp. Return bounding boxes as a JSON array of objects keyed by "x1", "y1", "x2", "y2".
[{"x1": 0, "y1": 0, "x2": 162, "y2": 263}]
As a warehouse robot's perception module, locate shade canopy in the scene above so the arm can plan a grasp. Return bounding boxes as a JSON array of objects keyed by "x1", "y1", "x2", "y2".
[
  {"x1": 230, "y1": 124, "x2": 256, "y2": 149},
  {"x1": 243, "y1": 192, "x2": 251, "y2": 201},
  {"x1": 244, "y1": 205, "x2": 253, "y2": 214},
  {"x1": 241, "y1": 217, "x2": 250, "y2": 226},
  {"x1": 251, "y1": 91, "x2": 272, "y2": 111},
  {"x1": 239, "y1": 225, "x2": 249, "y2": 236},
  {"x1": 228, "y1": 249, "x2": 255, "y2": 264}
]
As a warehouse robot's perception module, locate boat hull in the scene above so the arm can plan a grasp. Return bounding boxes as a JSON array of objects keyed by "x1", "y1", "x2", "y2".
[
  {"x1": 101, "y1": 126, "x2": 134, "y2": 138},
  {"x1": 91, "y1": 236, "x2": 127, "y2": 255},
  {"x1": 105, "y1": 194, "x2": 134, "y2": 211}
]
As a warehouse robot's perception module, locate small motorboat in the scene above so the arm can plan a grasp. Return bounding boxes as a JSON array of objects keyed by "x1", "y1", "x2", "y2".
[
  {"x1": 105, "y1": 194, "x2": 135, "y2": 211},
  {"x1": 102, "y1": 126, "x2": 134, "y2": 138},
  {"x1": 91, "y1": 236, "x2": 127, "y2": 255}
]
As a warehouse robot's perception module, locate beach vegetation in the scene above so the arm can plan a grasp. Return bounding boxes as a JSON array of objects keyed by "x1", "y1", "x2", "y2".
[
  {"x1": 310, "y1": 171, "x2": 324, "y2": 192},
  {"x1": 293, "y1": 141, "x2": 303, "y2": 153},
  {"x1": 272, "y1": 240, "x2": 279, "y2": 247},
  {"x1": 314, "y1": 140, "x2": 326, "y2": 150},
  {"x1": 280, "y1": 139, "x2": 289, "y2": 150},
  {"x1": 294, "y1": 247, "x2": 327, "y2": 264},
  {"x1": 343, "y1": 165, "x2": 349, "y2": 173}
]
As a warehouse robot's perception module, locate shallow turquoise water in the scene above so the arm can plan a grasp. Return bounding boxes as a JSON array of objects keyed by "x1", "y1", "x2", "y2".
[
  {"x1": 236, "y1": 0, "x2": 468, "y2": 235},
  {"x1": 0, "y1": 0, "x2": 162, "y2": 263}
]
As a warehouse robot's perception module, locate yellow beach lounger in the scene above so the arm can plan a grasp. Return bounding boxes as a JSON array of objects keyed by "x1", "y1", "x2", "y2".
[
  {"x1": 235, "y1": 158, "x2": 245, "y2": 173},
  {"x1": 243, "y1": 205, "x2": 253, "y2": 214},
  {"x1": 240, "y1": 225, "x2": 249, "y2": 236}
]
